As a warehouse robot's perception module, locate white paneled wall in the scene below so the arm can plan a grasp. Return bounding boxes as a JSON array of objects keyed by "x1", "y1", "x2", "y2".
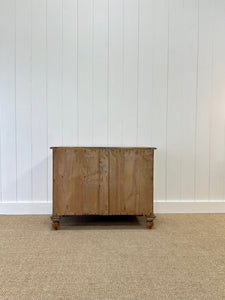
[{"x1": 1, "y1": 0, "x2": 225, "y2": 214}]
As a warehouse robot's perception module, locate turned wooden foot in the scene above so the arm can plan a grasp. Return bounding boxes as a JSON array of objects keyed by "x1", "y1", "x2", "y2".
[
  {"x1": 146, "y1": 214, "x2": 156, "y2": 229},
  {"x1": 52, "y1": 222, "x2": 60, "y2": 230},
  {"x1": 146, "y1": 220, "x2": 154, "y2": 229},
  {"x1": 51, "y1": 215, "x2": 61, "y2": 230}
]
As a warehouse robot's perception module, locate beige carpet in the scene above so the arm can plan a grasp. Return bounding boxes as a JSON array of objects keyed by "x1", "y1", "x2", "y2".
[{"x1": 0, "y1": 214, "x2": 225, "y2": 300}]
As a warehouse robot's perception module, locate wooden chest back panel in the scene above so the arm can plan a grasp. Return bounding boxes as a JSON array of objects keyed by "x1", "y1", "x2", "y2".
[
  {"x1": 109, "y1": 149, "x2": 153, "y2": 215},
  {"x1": 53, "y1": 148, "x2": 108, "y2": 215},
  {"x1": 52, "y1": 147, "x2": 154, "y2": 216}
]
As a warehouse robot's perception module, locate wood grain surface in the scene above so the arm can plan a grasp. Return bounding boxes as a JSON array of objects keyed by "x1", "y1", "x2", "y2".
[
  {"x1": 52, "y1": 147, "x2": 155, "y2": 216},
  {"x1": 108, "y1": 148, "x2": 154, "y2": 215}
]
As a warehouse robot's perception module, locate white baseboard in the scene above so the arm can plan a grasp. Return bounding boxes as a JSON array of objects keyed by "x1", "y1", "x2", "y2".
[
  {"x1": 0, "y1": 202, "x2": 52, "y2": 215},
  {"x1": 154, "y1": 202, "x2": 225, "y2": 213},
  {"x1": 0, "y1": 202, "x2": 225, "y2": 214}
]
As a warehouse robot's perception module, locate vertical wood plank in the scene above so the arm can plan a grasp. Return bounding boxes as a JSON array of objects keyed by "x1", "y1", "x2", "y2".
[
  {"x1": 98, "y1": 149, "x2": 108, "y2": 214},
  {"x1": 139, "y1": 149, "x2": 153, "y2": 213},
  {"x1": 209, "y1": 0, "x2": 225, "y2": 201},
  {"x1": 53, "y1": 148, "x2": 108, "y2": 215},
  {"x1": 92, "y1": 0, "x2": 108, "y2": 145},
  {"x1": 62, "y1": 0, "x2": 78, "y2": 146},
  {"x1": 15, "y1": 0, "x2": 32, "y2": 202},
  {"x1": 151, "y1": 0, "x2": 168, "y2": 202},
  {"x1": 31, "y1": 0, "x2": 48, "y2": 202},
  {"x1": 109, "y1": 148, "x2": 154, "y2": 214},
  {"x1": 166, "y1": 0, "x2": 184, "y2": 201},
  {"x1": 108, "y1": 149, "x2": 122, "y2": 214},
  {"x1": 0, "y1": 0, "x2": 17, "y2": 202},
  {"x1": 77, "y1": 0, "x2": 93, "y2": 145},
  {"x1": 82, "y1": 149, "x2": 99, "y2": 214},
  {"x1": 123, "y1": 0, "x2": 139, "y2": 146},
  {"x1": 53, "y1": 149, "x2": 84, "y2": 214},
  {"x1": 180, "y1": 0, "x2": 198, "y2": 201},
  {"x1": 122, "y1": 150, "x2": 139, "y2": 213},
  {"x1": 195, "y1": 0, "x2": 214, "y2": 201},
  {"x1": 47, "y1": 0, "x2": 63, "y2": 202},
  {"x1": 108, "y1": 0, "x2": 123, "y2": 146}
]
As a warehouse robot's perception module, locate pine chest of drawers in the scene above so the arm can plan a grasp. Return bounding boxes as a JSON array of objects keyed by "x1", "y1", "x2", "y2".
[{"x1": 51, "y1": 147, "x2": 156, "y2": 229}]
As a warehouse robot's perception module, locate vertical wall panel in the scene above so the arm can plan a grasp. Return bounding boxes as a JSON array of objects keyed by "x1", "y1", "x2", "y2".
[
  {"x1": 77, "y1": 0, "x2": 93, "y2": 145},
  {"x1": 151, "y1": 0, "x2": 168, "y2": 202},
  {"x1": 92, "y1": 0, "x2": 108, "y2": 145},
  {"x1": 166, "y1": 0, "x2": 184, "y2": 201},
  {"x1": 137, "y1": 0, "x2": 153, "y2": 146},
  {"x1": 123, "y1": 0, "x2": 139, "y2": 146},
  {"x1": 31, "y1": 0, "x2": 48, "y2": 202},
  {"x1": 180, "y1": 0, "x2": 198, "y2": 201},
  {"x1": 0, "y1": 0, "x2": 17, "y2": 202},
  {"x1": 47, "y1": 0, "x2": 63, "y2": 201},
  {"x1": 209, "y1": 0, "x2": 225, "y2": 201},
  {"x1": 0, "y1": 128, "x2": 1, "y2": 201},
  {"x1": 15, "y1": 0, "x2": 32, "y2": 202},
  {"x1": 62, "y1": 0, "x2": 78, "y2": 146},
  {"x1": 108, "y1": 0, "x2": 123, "y2": 146},
  {"x1": 195, "y1": 0, "x2": 214, "y2": 201}
]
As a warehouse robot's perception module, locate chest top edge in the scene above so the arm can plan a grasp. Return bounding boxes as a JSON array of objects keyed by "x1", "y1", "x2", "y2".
[{"x1": 50, "y1": 146, "x2": 157, "y2": 150}]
